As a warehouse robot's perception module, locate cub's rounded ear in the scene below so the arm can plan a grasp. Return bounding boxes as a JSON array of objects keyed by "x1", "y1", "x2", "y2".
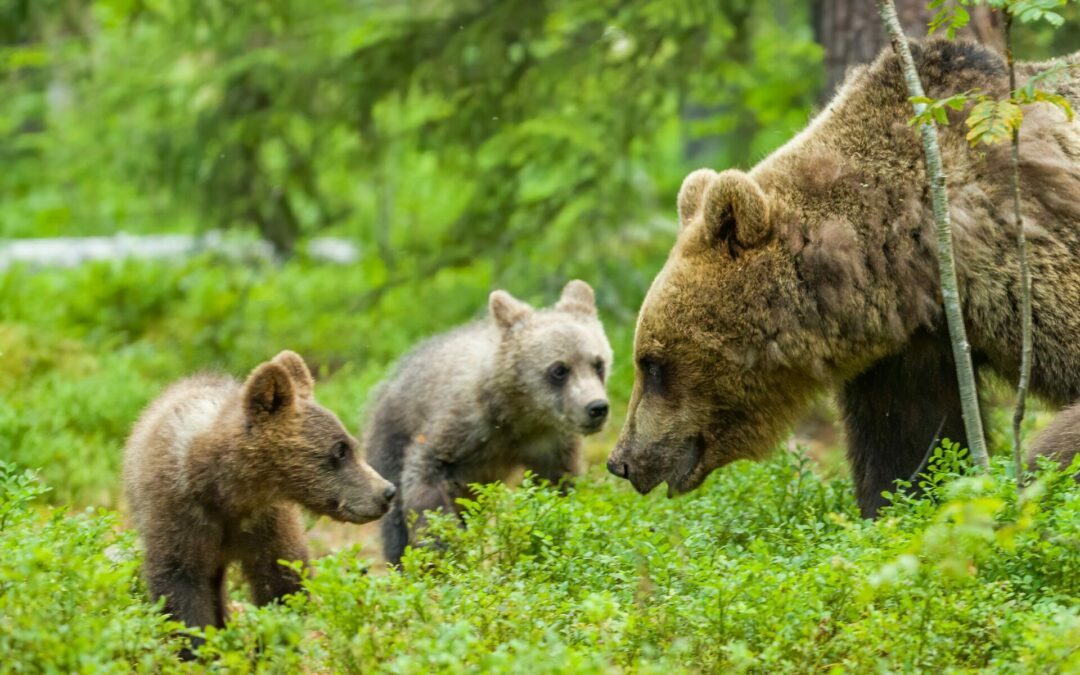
[
  {"x1": 489, "y1": 290, "x2": 533, "y2": 331},
  {"x1": 677, "y1": 168, "x2": 719, "y2": 230},
  {"x1": 683, "y1": 169, "x2": 771, "y2": 257},
  {"x1": 243, "y1": 362, "x2": 296, "y2": 422},
  {"x1": 271, "y1": 350, "x2": 314, "y2": 399},
  {"x1": 555, "y1": 279, "x2": 596, "y2": 316}
]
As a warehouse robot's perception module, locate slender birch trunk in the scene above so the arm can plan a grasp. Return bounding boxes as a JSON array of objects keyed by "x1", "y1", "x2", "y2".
[
  {"x1": 1006, "y1": 10, "x2": 1033, "y2": 484},
  {"x1": 874, "y1": 0, "x2": 990, "y2": 470}
]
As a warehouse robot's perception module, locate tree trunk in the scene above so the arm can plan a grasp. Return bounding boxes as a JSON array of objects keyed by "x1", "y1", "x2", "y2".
[
  {"x1": 815, "y1": 0, "x2": 1002, "y2": 100},
  {"x1": 873, "y1": 0, "x2": 991, "y2": 471}
]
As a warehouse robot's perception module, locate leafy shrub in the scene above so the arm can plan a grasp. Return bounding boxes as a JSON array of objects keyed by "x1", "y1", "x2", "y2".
[
  {"x1": 1, "y1": 453, "x2": 1077, "y2": 672},
  {"x1": 0, "y1": 256, "x2": 634, "y2": 504},
  {"x1": 0, "y1": 461, "x2": 178, "y2": 673}
]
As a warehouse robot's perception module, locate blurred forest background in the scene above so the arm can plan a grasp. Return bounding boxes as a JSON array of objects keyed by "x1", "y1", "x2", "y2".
[{"x1": 2, "y1": 0, "x2": 1078, "y2": 508}]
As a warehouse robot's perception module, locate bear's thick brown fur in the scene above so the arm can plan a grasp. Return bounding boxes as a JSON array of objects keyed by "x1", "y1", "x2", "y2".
[
  {"x1": 1028, "y1": 402, "x2": 1080, "y2": 479},
  {"x1": 123, "y1": 350, "x2": 395, "y2": 651},
  {"x1": 608, "y1": 40, "x2": 1080, "y2": 516}
]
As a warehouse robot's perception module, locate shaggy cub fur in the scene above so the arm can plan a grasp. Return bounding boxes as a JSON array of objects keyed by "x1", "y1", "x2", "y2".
[
  {"x1": 364, "y1": 280, "x2": 613, "y2": 564},
  {"x1": 123, "y1": 350, "x2": 395, "y2": 653}
]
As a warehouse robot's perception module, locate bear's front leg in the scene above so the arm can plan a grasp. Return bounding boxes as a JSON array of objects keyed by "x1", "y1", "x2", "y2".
[
  {"x1": 144, "y1": 554, "x2": 226, "y2": 659},
  {"x1": 840, "y1": 330, "x2": 977, "y2": 518},
  {"x1": 399, "y1": 454, "x2": 464, "y2": 553},
  {"x1": 235, "y1": 505, "x2": 310, "y2": 606},
  {"x1": 522, "y1": 435, "x2": 584, "y2": 492}
]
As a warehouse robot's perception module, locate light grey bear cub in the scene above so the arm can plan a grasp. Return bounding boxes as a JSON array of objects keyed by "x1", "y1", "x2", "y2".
[{"x1": 364, "y1": 280, "x2": 613, "y2": 564}]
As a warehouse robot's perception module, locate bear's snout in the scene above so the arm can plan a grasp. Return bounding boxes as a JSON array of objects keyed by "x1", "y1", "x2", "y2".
[
  {"x1": 383, "y1": 483, "x2": 397, "y2": 501},
  {"x1": 586, "y1": 400, "x2": 609, "y2": 424}
]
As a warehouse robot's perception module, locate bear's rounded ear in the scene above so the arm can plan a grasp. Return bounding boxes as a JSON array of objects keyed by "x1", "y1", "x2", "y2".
[
  {"x1": 555, "y1": 279, "x2": 596, "y2": 316},
  {"x1": 271, "y1": 350, "x2": 314, "y2": 399},
  {"x1": 677, "y1": 168, "x2": 719, "y2": 230},
  {"x1": 688, "y1": 169, "x2": 771, "y2": 256},
  {"x1": 489, "y1": 290, "x2": 533, "y2": 331},
  {"x1": 243, "y1": 362, "x2": 296, "y2": 422}
]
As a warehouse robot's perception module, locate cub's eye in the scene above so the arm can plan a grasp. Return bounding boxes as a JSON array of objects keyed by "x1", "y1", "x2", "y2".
[
  {"x1": 548, "y1": 362, "x2": 570, "y2": 384},
  {"x1": 593, "y1": 359, "x2": 605, "y2": 380},
  {"x1": 331, "y1": 441, "x2": 349, "y2": 462},
  {"x1": 638, "y1": 356, "x2": 665, "y2": 394}
]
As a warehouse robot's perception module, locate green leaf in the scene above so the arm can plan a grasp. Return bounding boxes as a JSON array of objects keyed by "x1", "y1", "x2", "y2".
[
  {"x1": 965, "y1": 99, "x2": 1023, "y2": 146},
  {"x1": 1011, "y1": 0, "x2": 1068, "y2": 25},
  {"x1": 907, "y1": 91, "x2": 973, "y2": 127}
]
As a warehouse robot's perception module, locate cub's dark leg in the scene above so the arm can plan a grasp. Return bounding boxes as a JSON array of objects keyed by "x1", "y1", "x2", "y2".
[
  {"x1": 840, "y1": 330, "x2": 977, "y2": 518},
  {"x1": 393, "y1": 454, "x2": 462, "y2": 563},
  {"x1": 380, "y1": 499, "x2": 410, "y2": 566},
  {"x1": 141, "y1": 515, "x2": 227, "y2": 659},
  {"x1": 366, "y1": 421, "x2": 413, "y2": 565},
  {"x1": 145, "y1": 562, "x2": 226, "y2": 627},
  {"x1": 144, "y1": 556, "x2": 226, "y2": 659},
  {"x1": 237, "y1": 506, "x2": 309, "y2": 606}
]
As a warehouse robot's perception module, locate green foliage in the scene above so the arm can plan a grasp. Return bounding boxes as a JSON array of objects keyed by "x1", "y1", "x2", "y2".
[
  {"x1": 910, "y1": 0, "x2": 1076, "y2": 148},
  {"x1": 0, "y1": 0, "x2": 821, "y2": 276},
  {"x1": 0, "y1": 255, "x2": 644, "y2": 504},
  {"x1": 1010, "y1": 0, "x2": 1071, "y2": 25},
  {"x1": 929, "y1": 0, "x2": 1073, "y2": 38},
  {"x1": 0, "y1": 460, "x2": 179, "y2": 673},
  {"x1": 928, "y1": 0, "x2": 975, "y2": 38},
  {"x1": 3, "y1": 2, "x2": 1080, "y2": 671},
  {"x1": 908, "y1": 91, "x2": 972, "y2": 126},
  {"x1": 1, "y1": 454, "x2": 1077, "y2": 672},
  {"x1": 966, "y1": 97, "x2": 1024, "y2": 145},
  {"x1": 1014, "y1": 61, "x2": 1077, "y2": 118}
]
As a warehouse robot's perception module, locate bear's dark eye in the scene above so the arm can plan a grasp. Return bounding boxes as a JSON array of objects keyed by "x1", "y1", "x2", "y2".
[
  {"x1": 639, "y1": 356, "x2": 665, "y2": 395},
  {"x1": 548, "y1": 362, "x2": 570, "y2": 385},
  {"x1": 593, "y1": 359, "x2": 605, "y2": 380},
  {"x1": 331, "y1": 441, "x2": 349, "y2": 462}
]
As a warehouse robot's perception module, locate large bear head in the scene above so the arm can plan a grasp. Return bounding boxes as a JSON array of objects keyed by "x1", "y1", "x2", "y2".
[
  {"x1": 607, "y1": 169, "x2": 814, "y2": 496},
  {"x1": 606, "y1": 166, "x2": 924, "y2": 497}
]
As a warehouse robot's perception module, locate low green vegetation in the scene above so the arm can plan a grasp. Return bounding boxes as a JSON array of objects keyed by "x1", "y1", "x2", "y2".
[
  {"x1": 3, "y1": 257, "x2": 1078, "y2": 672},
  {"x1": 2, "y1": 447, "x2": 1078, "y2": 672},
  {"x1": 4, "y1": 1, "x2": 1080, "y2": 671},
  {"x1": 0, "y1": 255, "x2": 650, "y2": 505}
]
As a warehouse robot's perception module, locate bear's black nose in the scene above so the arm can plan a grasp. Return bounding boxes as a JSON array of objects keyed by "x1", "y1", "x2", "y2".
[
  {"x1": 606, "y1": 458, "x2": 628, "y2": 479},
  {"x1": 383, "y1": 484, "x2": 397, "y2": 500},
  {"x1": 586, "y1": 400, "x2": 609, "y2": 421}
]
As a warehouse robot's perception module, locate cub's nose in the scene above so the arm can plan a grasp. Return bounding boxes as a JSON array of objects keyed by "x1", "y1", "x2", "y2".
[
  {"x1": 383, "y1": 484, "x2": 397, "y2": 500},
  {"x1": 586, "y1": 400, "x2": 609, "y2": 422},
  {"x1": 606, "y1": 457, "x2": 629, "y2": 479}
]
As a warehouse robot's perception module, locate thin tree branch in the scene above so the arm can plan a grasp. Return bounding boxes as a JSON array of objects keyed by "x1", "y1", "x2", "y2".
[
  {"x1": 908, "y1": 415, "x2": 949, "y2": 485},
  {"x1": 874, "y1": 0, "x2": 990, "y2": 470},
  {"x1": 1006, "y1": 8, "x2": 1033, "y2": 486}
]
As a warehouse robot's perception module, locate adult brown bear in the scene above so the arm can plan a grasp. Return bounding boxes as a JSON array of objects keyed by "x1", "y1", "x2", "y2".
[{"x1": 607, "y1": 40, "x2": 1080, "y2": 517}]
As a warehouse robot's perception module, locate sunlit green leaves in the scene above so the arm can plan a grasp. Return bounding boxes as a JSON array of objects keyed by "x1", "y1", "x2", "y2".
[
  {"x1": 1015, "y1": 62, "x2": 1077, "y2": 120},
  {"x1": 908, "y1": 65, "x2": 1074, "y2": 148},
  {"x1": 1011, "y1": 0, "x2": 1070, "y2": 25},
  {"x1": 908, "y1": 91, "x2": 973, "y2": 126},
  {"x1": 929, "y1": 0, "x2": 1070, "y2": 38},
  {"x1": 966, "y1": 98, "x2": 1023, "y2": 145},
  {"x1": 928, "y1": 0, "x2": 976, "y2": 38}
]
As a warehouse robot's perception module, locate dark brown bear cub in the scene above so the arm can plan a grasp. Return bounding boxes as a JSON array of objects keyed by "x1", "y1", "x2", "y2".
[{"x1": 123, "y1": 350, "x2": 395, "y2": 653}]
